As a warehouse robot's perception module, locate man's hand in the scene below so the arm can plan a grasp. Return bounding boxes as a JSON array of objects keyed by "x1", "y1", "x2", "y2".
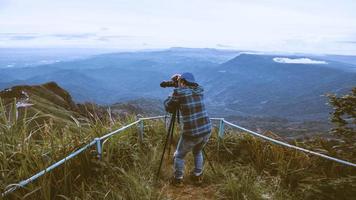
[
  {"x1": 171, "y1": 74, "x2": 181, "y2": 82},
  {"x1": 164, "y1": 96, "x2": 180, "y2": 113}
]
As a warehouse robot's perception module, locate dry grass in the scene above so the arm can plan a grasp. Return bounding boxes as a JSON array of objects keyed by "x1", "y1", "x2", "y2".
[{"x1": 1, "y1": 98, "x2": 355, "y2": 200}]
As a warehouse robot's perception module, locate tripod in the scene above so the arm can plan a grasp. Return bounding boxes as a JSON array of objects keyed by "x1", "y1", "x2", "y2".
[{"x1": 155, "y1": 109, "x2": 216, "y2": 181}]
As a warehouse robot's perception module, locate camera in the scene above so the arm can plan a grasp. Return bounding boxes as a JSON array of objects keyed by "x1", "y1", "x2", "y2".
[
  {"x1": 160, "y1": 80, "x2": 178, "y2": 88},
  {"x1": 160, "y1": 76, "x2": 199, "y2": 88},
  {"x1": 160, "y1": 74, "x2": 180, "y2": 88}
]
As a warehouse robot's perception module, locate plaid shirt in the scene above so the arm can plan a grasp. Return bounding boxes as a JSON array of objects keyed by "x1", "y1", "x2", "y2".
[{"x1": 164, "y1": 85, "x2": 211, "y2": 138}]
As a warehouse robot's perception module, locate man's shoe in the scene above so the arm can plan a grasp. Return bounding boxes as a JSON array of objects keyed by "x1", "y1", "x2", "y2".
[
  {"x1": 190, "y1": 172, "x2": 203, "y2": 185},
  {"x1": 170, "y1": 177, "x2": 184, "y2": 187}
]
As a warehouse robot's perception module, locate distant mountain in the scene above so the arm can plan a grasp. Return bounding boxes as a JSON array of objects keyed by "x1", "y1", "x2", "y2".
[
  {"x1": 25, "y1": 70, "x2": 113, "y2": 103},
  {"x1": 0, "y1": 48, "x2": 355, "y2": 121},
  {"x1": 203, "y1": 54, "x2": 356, "y2": 120},
  {"x1": 110, "y1": 98, "x2": 165, "y2": 117},
  {"x1": 0, "y1": 82, "x2": 333, "y2": 138},
  {"x1": 0, "y1": 48, "x2": 239, "y2": 104},
  {"x1": 0, "y1": 48, "x2": 119, "y2": 69},
  {"x1": 320, "y1": 54, "x2": 356, "y2": 68}
]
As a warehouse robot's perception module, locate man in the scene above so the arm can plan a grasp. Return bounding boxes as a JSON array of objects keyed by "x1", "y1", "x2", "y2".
[{"x1": 164, "y1": 72, "x2": 212, "y2": 187}]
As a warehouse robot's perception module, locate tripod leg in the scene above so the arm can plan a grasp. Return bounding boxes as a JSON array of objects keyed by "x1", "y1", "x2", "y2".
[
  {"x1": 203, "y1": 149, "x2": 216, "y2": 174},
  {"x1": 167, "y1": 110, "x2": 180, "y2": 161},
  {"x1": 156, "y1": 112, "x2": 176, "y2": 181},
  {"x1": 166, "y1": 115, "x2": 176, "y2": 161}
]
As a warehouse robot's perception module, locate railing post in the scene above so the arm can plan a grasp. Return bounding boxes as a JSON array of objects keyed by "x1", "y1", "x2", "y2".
[
  {"x1": 138, "y1": 119, "x2": 144, "y2": 142},
  {"x1": 164, "y1": 115, "x2": 168, "y2": 131},
  {"x1": 217, "y1": 118, "x2": 225, "y2": 161},
  {"x1": 95, "y1": 138, "x2": 102, "y2": 159},
  {"x1": 218, "y1": 119, "x2": 225, "y2": 138}
]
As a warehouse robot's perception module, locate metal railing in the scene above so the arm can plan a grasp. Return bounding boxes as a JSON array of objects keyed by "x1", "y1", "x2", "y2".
[
  {"x1": 2, "y1": 116, "x2": 356, "y2": 197},
  {"x1": 2, "y1": 116, "x2": 166, "y2": 197}
]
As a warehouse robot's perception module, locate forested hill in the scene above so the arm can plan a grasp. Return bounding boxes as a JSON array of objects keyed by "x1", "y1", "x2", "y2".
[{"x1": 1, "y1": 48, "x2": 355, "y2": 121}]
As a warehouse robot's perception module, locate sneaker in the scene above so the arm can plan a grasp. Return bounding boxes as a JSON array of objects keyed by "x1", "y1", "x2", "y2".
[
  {"x1": 170, "y1": 177, "x2": 184, "y2": 187},
  {"x1": 190, "y1": 172, "x2": 203, "y2": 185}
]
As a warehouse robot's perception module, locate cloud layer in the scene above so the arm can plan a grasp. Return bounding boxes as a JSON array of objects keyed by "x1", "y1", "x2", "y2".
[
  {"x1": 273, "y1": 57, "x2": 328, "y2": 64},
  {"x1": 0, "y1": 0, "x2": 356, "y2": 54}
]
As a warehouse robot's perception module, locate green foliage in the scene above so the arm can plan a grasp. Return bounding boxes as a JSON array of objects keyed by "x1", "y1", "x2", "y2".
[
  {"x1": 205, "y1": 128, "x2": 356, "y2": 200},
  {"x1": 1, "y1": 95, "x2": 356, "y2": 200},
  {"x1": 216, "y1": 166, "x2": 264, "y2": 200},
  {"x1": 327, "y1": 87, "x2": 356, "y2": 138},
  {"x1": 0, "y1": 97, "x2": 101, "y2": 199},
  {"x1": 0, "y1": 97, "x2": 168, "y2": 199},
  {"x1": 327, "y1": 87, "x2": 356, "y2": 162}
]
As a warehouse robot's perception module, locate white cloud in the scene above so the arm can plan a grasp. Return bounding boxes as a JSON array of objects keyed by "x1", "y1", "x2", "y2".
[
  {"x1": 0, "y1": 0, "x2": 355, "y2": 54},
  {"x1": 273, "y1": 57, "x2": 328, "y2": 64}
]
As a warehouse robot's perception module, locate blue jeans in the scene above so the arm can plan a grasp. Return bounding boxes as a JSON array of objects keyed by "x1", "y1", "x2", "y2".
[{"x1": 173, "y1": 133, "x2": 211, "y2": 179}]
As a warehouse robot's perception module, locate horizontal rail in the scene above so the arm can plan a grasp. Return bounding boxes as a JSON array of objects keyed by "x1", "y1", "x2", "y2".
[
  {"x1": 210, "y1": 118, "x2": 224, "y2": 120},
  {"x1": 2, "y1": 140, "x2": 97, "y2": 196},
  {"x1": 2, "y1": 116, "x2": 168, "y2": 197},
  {"x1": 100, "y1": 120, "x2": 141, "y2": 140},
  {"x1": 223, "y1": 120, "x2": 356, "y2": 167},
  {"x1": 3, "y1": 115, "x2": 355, "y2": 197},
  {"x1": 139, "y1": 116, "x2": 166, "y2": 120}
]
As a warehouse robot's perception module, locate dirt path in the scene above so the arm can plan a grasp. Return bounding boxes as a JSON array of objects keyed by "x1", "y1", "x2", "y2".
[
  {"x1": 162, "y1": 183, "x2": 217, "y2": 200},
  {"x1": 158, "y1": 146, "x2": 218, "y2": 199}
]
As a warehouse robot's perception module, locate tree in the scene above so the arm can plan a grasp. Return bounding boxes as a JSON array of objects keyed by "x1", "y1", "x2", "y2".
[{"x1": 327, "y1": 87, "x2": 356, "y2": 160}]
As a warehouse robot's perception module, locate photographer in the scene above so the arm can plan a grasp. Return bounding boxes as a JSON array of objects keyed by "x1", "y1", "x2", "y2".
[{"x1": 163, "y1": 72, "x2": 212, "y2": 187}]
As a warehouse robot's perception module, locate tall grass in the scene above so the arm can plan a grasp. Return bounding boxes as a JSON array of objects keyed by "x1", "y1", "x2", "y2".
[
  {"x1": 0, "y1": 98, "x2": 93, "y2": 199},
  {"x1": 204, "y1": 127, "x2": 356, "y2": 200},
  {"x1": 1, "y1": 98, "x2": 355, "y2": 199},
  {"x1": 0, "y1": 97, "x2": 170, "y2": 199}
]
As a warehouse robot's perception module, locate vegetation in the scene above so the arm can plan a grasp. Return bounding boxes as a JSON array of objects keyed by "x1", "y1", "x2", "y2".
[
  {"x1": 327, "y1": 88, "x2": 356, "y2": 161},
  {"x1": 0, "y1": 87, "x2": 355, "y2": 199}
]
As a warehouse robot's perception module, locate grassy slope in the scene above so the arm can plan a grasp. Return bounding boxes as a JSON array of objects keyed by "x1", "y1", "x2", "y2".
[
  {"x1": 1, "y1": 114, "x2": 355, "y2": 200},
  {"x1": 0, "y1": 83, "x2": 355, "y2": 200}
]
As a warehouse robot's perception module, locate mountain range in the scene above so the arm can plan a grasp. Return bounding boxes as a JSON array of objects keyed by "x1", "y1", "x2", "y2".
[{"x1": 1, "y1": 47, "x2": 355, "y2": 122}]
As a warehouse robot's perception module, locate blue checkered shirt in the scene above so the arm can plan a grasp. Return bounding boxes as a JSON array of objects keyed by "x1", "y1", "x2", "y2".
[{"x1": 164, "y1": 86, "x2": 211, "y2": 138}]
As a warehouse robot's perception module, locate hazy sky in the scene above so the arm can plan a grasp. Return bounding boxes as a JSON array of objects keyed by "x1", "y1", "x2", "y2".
[{"x1": 0, "y1": 0, "x2": 356, "y2": 54}]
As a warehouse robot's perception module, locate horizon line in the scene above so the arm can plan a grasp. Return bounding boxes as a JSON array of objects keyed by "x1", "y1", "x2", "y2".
[{"x1": 0, "y1": 46, "x2": 356, "y2": 56}]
